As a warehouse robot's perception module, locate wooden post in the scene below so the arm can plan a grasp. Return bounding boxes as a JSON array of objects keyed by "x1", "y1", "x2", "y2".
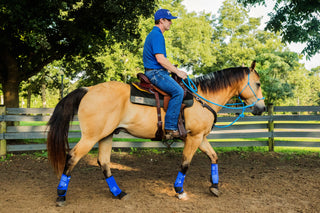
[
  {"x1": 267, "y1": 103, "x2": 274, "y2": 151},
  {"x1": 0, "y1": 105, "x2": 6, "y2": 159}
]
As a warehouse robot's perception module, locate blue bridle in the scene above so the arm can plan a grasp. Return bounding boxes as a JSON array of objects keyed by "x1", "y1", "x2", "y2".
[{"x1": 183, "y1": 73, "x2": 265, "y2": 128}]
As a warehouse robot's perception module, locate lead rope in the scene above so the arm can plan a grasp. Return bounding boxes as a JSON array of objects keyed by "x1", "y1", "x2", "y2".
[{"x1": 182, "y1": 75, "x2": 264, "y2": 128}]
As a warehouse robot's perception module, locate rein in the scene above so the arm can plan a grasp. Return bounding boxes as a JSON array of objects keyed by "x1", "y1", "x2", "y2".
[{"x1": 183, "y1": 74, "x2": 265, "y2": 128}]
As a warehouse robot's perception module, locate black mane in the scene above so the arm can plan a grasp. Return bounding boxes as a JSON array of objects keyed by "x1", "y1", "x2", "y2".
[{"x1": 192, "y1": 67, "x2": 250, "y2": 93}]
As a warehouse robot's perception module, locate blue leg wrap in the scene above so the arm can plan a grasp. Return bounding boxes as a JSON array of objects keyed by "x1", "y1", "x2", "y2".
[
  {"x1": 174, "y1": 172, "x2": 186, "y2": 193},
  {"x1": 57, "y1": 174, "x2": 71, "y2": 197},
  {"x1": 211, "y1": 164, "x2": 219, "y2": 184},
  {"x1": 106, "y1": 176, "x2": 122, "y2": 197}
]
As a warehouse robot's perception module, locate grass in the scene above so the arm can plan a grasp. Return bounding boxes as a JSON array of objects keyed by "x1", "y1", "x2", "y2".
[
  {"x1": 274, "y1": 147, "x2": 320, "y2": 154},
  {"x1": 2, "y1": 145, "x2": 319, "y2": 162}
]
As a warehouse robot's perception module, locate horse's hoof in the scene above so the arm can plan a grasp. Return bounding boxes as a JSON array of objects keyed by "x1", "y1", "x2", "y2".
[
  {"x1": 56, "y1": 196, "x2": 66, "y2": 207},
  {"x1": 176, "y1": 192, "x2": 188, "y2": 200},
  {"x1": 209, "y1": 186, "x2": 220, "y2": 197},
  {"x1": 117, "y1": 191, "x2": 128, "y2": 200}
]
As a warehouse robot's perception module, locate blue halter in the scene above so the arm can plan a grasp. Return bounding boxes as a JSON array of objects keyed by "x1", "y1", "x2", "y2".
[{"x1": 183, "y1": 73, "x2": 265, "y2": 128}]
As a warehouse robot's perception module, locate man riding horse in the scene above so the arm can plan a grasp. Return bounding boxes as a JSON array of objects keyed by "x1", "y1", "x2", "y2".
[{"x1": 143, "y1": 9, "x2": 188, "y2": 140}]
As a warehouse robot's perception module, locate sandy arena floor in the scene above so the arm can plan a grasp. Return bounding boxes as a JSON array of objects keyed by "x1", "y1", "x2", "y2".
[{"x1": 0, "y1": 150, "x2": 319, "y2": 213}]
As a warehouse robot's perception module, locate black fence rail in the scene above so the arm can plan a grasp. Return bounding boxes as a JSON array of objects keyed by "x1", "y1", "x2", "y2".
[{"x1": 0, "y1": 104, "x2": 319, "y2": 157}]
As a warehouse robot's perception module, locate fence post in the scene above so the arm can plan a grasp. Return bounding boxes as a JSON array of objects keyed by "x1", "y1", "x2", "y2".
[
  {"x1": 0, "y1": 105, "x2": 6, "y2": 159},
  {"x1": 267, "y1": 103, "x2": 274, "y2": 151}
]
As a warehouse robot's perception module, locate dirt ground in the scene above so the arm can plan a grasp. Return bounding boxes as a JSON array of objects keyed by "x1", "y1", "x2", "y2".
[{"x1": 0, "y1": 150, "x2": 319, "y2": 213}]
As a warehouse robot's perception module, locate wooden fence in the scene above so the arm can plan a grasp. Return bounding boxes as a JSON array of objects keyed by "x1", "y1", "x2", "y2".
[{"x1": 0, "y1": 104, "x2": 319, "y2": 157}]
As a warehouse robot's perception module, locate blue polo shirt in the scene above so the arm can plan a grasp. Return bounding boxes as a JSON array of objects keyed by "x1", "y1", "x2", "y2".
[{"x1": 143, "y1": 26, "x2": 167, "y2": 69}]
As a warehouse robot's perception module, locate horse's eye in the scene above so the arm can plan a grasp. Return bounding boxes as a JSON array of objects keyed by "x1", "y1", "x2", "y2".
[{"x1": 256, "y1": 82, "x2": 261, "y2": 87}]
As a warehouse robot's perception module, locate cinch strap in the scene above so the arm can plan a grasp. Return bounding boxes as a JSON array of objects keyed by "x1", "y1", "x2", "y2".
[
  {"x1": 106, "y1": 176, "x2": 122, "y2": 196},
  {"x1": 211, "y1": 164, "x2": 219, "y2": 184},
  {"x1": 174, "y1": 171, "x2": 186, "y2": 193},
  {"x1": 57, "y1": 174, "x2": 71, "y2": 197}
]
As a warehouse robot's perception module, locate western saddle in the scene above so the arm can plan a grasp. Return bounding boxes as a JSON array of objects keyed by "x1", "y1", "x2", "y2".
[{"x1": 134, "y1": 73, "x2": 188, "y2": 141}]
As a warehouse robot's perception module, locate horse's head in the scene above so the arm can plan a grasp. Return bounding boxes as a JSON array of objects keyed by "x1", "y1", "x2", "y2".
[{"x1": 238, "y1": 61, "x2": 266, "y2": 115}]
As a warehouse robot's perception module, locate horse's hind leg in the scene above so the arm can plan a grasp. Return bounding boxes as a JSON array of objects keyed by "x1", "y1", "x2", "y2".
[
  {"x1": 97, "y1": 135, "x2": 127, "y2": 199},
  {"x1": 198, "y1": 137, "x2": 220, "y2": 197},
  {"x1": 56, "y1": 137, "x2": 98, "y2": 206}
]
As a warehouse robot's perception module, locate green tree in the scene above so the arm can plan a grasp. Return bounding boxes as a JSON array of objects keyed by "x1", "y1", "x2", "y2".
[
  {"x1": 154, "y1": 0, "x2": 219, "y2": 72},
  {"x1": 70, "y1": 0, "x2": 218, "y2": 85},
  {"x1": 204, "y1": 0, "x2": 307, "y2": 105},
  {"x1": 310, "y1": 66, "x2": 320, "y2": 77},
  {"x1": 238, "y1": 0, "x2": 320, "y2": 58},
  {"x1": 20, "y1": 60, "x2": 72, "y2": 107},
  {"x1": 0, "y1": 0, "x2": 155, "y2": 108},
  {"x1": 169, "y1": 11, "x2": 218, "y2": 72},
  {"x1": 207, "y1": 0, "x2": 261, "y2": 72},
  {"x1": 308, "y1": 66, "x2": 320, "y2": 105},
  {"x1": 75, "y1": 42, "x2": 144, "y2": 86}
]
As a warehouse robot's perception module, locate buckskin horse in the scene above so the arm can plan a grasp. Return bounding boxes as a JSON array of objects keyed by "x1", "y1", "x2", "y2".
[{"x1": 47, "y1": 61, "x2": 265, "y2": 206}]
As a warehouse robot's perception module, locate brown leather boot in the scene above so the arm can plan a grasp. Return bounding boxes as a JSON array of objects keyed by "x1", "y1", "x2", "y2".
[{"x1": 165, "y1": 130, "x2": 180, "y2": 140}]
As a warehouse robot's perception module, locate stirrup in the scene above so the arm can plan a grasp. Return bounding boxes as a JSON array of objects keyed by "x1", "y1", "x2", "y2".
[{"x1": 165, "y1": 130, "x2": 180, "y2": 140}]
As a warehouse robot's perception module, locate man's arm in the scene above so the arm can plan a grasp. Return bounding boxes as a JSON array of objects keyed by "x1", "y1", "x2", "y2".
[{"x1": 155, "y1": 54, "x2": 187, "y2": 79}]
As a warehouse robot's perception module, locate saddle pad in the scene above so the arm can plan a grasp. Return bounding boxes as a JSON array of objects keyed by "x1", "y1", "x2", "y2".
[{"x1": 130, "y1": 84, "x2": 194, "y2": 108}]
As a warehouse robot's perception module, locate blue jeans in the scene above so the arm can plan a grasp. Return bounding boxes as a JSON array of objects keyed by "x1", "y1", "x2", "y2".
[{"x1": 144, "y1": 69, "x2": 184, "y2": 130}]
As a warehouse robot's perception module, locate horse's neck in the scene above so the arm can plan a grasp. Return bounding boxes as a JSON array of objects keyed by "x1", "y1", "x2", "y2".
[{"x1": 197, "y1": 86, "x2": 238, "y2": 112}]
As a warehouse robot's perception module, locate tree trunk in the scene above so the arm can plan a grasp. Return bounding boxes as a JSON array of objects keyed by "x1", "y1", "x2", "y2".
[
  {"x1": 0, "y1": 52, "x2": 21, "y2": 133},
  {"x1": 41, "y1": 77, "x2": 47, "y2": 108},
  {"x1": 2, "y1": 61, "x2": 20, "y2": 108},
  {"x1": 0, "y1": 48, "x2": 20, "y2": 108},
  {"x1": 27, "y1": 85, "x2": 31, "y2": 108},
  {"x1": 2, "y1": 66, "x2": 20, "y2": 134}
]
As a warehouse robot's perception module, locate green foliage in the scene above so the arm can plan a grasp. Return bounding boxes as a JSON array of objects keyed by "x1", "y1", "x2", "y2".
[
  {"x1": 238, "y1": 0, "x2": 320, "y2": 57},
  {"x1": 1, "y1": 0, "x2": 155, "y2": 79},
  {"x1": 2, "y1": 0, "x2": 319, "y2": 107},
  {"x1": 64, "y1": 0, "x2": 219, "y2": 85},
  {"x1": 205, "y1": 0, "x2": 264, "y2": 71},
  {"x1": 0, "y1": 0, "x2": 156, "y2": 107},
  {"x1": 169, "y1": 11, "x2": 218, "y2": 71},
  {"x1": 308, "y1": 67, "x2": 320, "y2": 106},
  {"x1": 201, "y1": 0, "x2": 316, "y2": 105},
  {"x1": 255, "y1": 51, "x2": 298, "y2": 105},
  {"x1": 19, "y1": 60, "x2": 75, "y2": 107}
]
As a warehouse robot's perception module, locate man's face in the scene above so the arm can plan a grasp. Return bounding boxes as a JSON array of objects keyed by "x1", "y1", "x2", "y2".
[{"x1": 161, "y1": 18, "x2": 172, "y2": 31}]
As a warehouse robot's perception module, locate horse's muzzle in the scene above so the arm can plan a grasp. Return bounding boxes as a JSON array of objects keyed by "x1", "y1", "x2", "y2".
[{"x1": 251, "y1": 103, "x2": 266, "y2": 115}]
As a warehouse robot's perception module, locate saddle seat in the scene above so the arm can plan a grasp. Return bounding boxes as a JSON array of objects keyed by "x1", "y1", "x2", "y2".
[{"x1": 134, "y1": 73, "x2": 172, "y2": 111}]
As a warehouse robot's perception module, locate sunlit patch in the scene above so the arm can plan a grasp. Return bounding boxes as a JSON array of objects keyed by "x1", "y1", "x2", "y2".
[
  {"x1": 110, "y1": 162, "x2": 140, "y2": 171},
  {"x1": 158, "y1": 186, "x2": 176, "y2": 197},
  {"x1": 83, "y1": 156, "x2": 140, "y2": 171}
]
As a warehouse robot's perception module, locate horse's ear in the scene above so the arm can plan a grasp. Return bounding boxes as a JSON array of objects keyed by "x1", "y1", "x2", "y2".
[{"x1": 250, "y1": 60, "x2": 256, "y2": 71}]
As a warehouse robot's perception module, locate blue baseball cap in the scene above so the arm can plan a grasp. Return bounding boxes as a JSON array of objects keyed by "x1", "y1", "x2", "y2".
[{"x1": 154, "y1": 9, "x2": 177, "y2": 21}]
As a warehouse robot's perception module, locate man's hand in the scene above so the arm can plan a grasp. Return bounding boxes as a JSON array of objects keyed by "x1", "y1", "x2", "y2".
[{"x1": 176, "y1": 69, "x2": 188, "y2": 80}]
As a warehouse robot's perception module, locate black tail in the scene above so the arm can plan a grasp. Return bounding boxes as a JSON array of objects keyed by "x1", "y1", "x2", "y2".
[{"x1": 47, "y1": 87, "x2": 88, "y2": 176}]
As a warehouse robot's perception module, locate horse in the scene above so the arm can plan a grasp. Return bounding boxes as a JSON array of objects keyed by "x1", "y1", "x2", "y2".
[{"x1": 47, "y1": 61, "x2": 265, "y2": 206}]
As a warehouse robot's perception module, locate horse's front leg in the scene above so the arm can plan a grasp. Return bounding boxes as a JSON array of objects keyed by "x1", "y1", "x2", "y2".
[
  {"x1": 174, "y1": 134, "x2": 202, "y2": 199},
  {"x1": 97, "y1": 135, "x2": 127, "y2": 199},
  {"x1": 198, "y1": 137, "x2": 220, "y2": 197}
]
